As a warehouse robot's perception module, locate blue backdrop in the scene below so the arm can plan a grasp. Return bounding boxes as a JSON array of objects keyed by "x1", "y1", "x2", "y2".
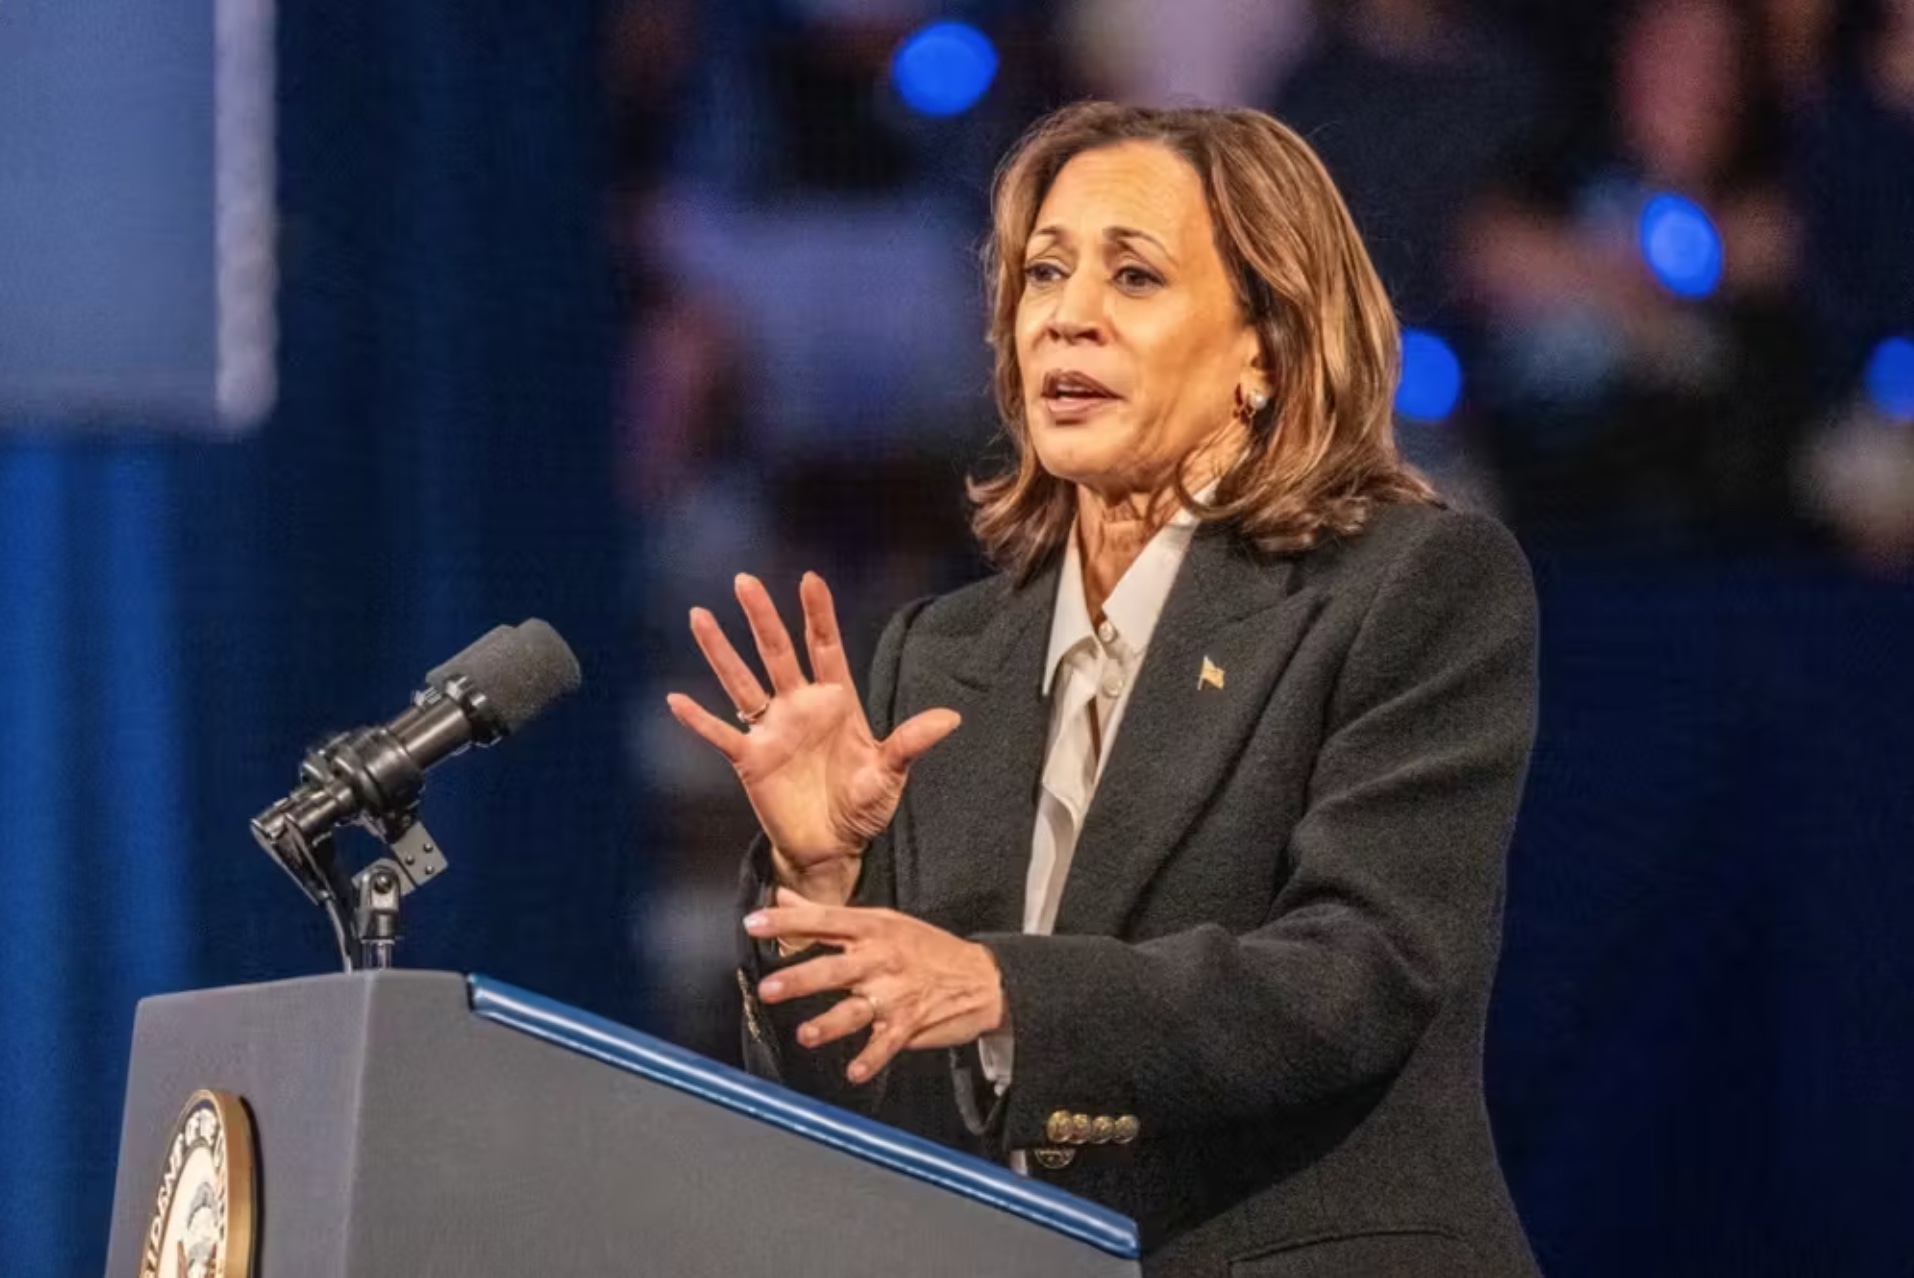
[
  {"x1": 0, "y1": 4, "x2": 634, "y2": 1273},
  {"x1": 1490, "y1": 555, "x2": 1914, "y2": 1275}
]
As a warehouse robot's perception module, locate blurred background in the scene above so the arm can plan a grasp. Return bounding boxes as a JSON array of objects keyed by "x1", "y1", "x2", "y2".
[{"x1": 3, "y1": 0, "x2": 1911, "y2": 1273}]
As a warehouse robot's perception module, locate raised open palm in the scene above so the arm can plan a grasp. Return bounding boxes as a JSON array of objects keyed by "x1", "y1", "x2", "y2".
[{"x1": 665, "y1": 572, "x2": 960, "y2": 898}]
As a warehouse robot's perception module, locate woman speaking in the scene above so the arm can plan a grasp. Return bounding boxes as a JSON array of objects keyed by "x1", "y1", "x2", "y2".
[{"x1": 666, "y1": 102, "x2": 1540, "y2": 1277}]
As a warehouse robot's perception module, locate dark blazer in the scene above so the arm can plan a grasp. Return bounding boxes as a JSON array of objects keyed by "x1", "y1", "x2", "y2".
[{"x1": 738, "y1": 502, "x2": 1542, "y2": 1278}]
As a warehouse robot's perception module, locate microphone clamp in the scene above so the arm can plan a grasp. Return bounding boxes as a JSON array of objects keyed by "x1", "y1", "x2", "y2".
[
  {"x1": 249, "y1": 673, "x2": 484, "y2": 907},
  {"x1": 249, "y1": 619, "x2": 580, "y2": 972}
]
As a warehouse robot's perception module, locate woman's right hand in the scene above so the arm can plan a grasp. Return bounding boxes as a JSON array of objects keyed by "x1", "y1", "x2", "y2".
[{"x1": 665, "y1": 572, "x2": 961, "y2": 906}]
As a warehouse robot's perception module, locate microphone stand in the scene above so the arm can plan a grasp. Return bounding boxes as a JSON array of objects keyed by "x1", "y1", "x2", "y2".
[
  {"x1": 347, "y1": 816, "x2": 449, "y2": 970},
  {"x1": 251, "y1": 734, "x2": 453, "y2": 972}
]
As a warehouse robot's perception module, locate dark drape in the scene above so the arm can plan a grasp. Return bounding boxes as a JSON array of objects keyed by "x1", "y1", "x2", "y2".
[
  {"x1": 1490, "y1": 557, "x2": 1914, "y2": 1276},
  {"x1": 0, "y1": 4, "x2": 631, "y2": 1273}
]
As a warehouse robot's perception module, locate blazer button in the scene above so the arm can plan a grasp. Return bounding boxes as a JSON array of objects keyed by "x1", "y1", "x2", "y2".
[
  {"x1": 1033, "y1": 1148, "x2": 1076, "y2": 1170},
  {"x1": 1068, "y1": 1113, "x2": 1093, "y2": 1145},
  {"x1": 1090, "y1": 1116, "x2": 1115, "y2": 1145},
  {"x1": 1045, "y1": 1111, "x2": 1073, "y2": 1145},
  {"x1": 1113, "y1": 1115, "x2": 1140, "y2": 1144}
]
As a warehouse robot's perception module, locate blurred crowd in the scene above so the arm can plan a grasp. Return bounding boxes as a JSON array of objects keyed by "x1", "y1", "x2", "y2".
[{"x1": 604, "y1": 0, "x2": 1914, "y2": 1051}]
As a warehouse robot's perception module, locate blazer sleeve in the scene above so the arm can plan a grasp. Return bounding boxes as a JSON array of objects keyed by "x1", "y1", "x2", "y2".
[
  {"x1": 973, "y1": 511, "x2": 1539, "y2": 1150},
  {"x1": 733, "y1": 596, "x2": 926, "y2": 1111}
]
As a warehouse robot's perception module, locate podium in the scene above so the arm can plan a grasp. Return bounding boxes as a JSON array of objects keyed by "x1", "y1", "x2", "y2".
[{"x1": 102, "y1": 972, "x2": 1139, "y2": 1276}]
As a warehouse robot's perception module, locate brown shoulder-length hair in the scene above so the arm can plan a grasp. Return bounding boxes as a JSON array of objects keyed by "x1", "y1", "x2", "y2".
[{"x1": 968, "y1": 101, "x2": 1440, "y2": 580}]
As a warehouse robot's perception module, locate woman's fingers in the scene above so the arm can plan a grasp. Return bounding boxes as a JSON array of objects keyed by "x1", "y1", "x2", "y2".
[
  {"x1": 735, "y1": 573, "x2": 808, "y2": 694},
  {"x1": 664, "y1": 692, "x2": 746, "y2": 763},
  {"x1": 757, "y1": 951, "x2": 865, "y2": 1004},
  {"x1": 755, "y1": 899, "x2": 1004, "y2": 1081},
  {"x1": 748, "y1": 896, "x2": 876, "y2": 959},
  {"x1": 795, "y1": 992, "x2": 880, "y2": 1049},
  {"x1": 848, "y1": 1020, "x2": 910, "y2": 1084},
  {"x1": 798, "y1": 572, "x2": 857, "y2": 691},
  {"x1": 687, "y1": 606, "x2": 772, "y2": 720},
  {"x1": 789, "y1": 984, "x2": 908, "y2": 1082},
  {"x1": 881, "y1": 708, "x2": 963, "y2": 772}
]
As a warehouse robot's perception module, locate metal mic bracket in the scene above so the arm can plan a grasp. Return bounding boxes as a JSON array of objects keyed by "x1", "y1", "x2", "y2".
[
  {"x1": 251, "y1": 730, "x2": 456, "y2": 971},
  {"x1": 348, "y1": 816, "x2": 450, "y2": 970},
  {"x1": 377, "y1": 814, "x2": 450, "y2": 892}
]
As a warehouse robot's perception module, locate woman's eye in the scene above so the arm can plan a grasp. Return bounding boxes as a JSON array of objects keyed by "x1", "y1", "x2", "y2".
[
  {"x1": 1024, "y1": 261, "x2": 1064, "y2": 285},
  {"x1": 1116, "y1": 266, "x2": 1162, "y2": 291}
]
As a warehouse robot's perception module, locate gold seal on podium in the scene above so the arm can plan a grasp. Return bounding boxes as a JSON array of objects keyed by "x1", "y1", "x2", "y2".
[{"x1": 138, "y1": 1090, "x2": 256, "y2": 1278}]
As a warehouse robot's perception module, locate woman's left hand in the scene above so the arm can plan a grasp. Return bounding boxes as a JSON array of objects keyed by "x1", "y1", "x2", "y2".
[{"x1": 747, "y1": 889, "x2": 1007, "y2": 1084}]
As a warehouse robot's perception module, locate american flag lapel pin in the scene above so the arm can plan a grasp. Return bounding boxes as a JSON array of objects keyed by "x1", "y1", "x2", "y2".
[{"x1": 1199, "y1": 656, "x2": 1225, "y2": 691}]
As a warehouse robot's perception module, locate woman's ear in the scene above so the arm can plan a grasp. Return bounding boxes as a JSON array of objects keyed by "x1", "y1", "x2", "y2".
[
  {"x1": 1242, "y1": 352, "x2": 1272, "y2": 411},
  {"x1": 1237, "y1": 339, "x2": 1269, "y2": 391}
]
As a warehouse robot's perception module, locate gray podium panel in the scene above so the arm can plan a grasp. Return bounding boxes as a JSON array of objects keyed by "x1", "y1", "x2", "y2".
[{"x1": 103, "y1": 972, "x2": 1139, "y2": 1277}]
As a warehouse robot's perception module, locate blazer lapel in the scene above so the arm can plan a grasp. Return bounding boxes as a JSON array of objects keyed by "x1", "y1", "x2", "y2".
[
  {"x1": 894, "y1": 565, "x2": 1058, "y2": 938},
  {"x1": 1054, "y1": 529, "x2": 1325, "y2": 936}
]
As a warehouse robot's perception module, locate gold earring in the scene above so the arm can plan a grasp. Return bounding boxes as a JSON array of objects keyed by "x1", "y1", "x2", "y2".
[{"x1": 1234, "y1": 386, "x2": 1270, "y2": 426}]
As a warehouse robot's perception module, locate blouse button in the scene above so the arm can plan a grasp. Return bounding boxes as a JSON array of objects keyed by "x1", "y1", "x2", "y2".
[
  {"x1": 1096, "y1": 620, "x2": 1117, "y2": 644},
  {"x1": 1101, "y1": 672, "x2": 1125, "y2": 698}
]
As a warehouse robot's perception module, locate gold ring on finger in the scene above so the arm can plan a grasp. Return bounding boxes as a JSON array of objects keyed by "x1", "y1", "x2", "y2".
[
  {"x1": 736, "y1": 697, "x2": 771, "y2": 725},
  {"x1": 858, "y1": 990, "x2": 882, "y2": 1022}
]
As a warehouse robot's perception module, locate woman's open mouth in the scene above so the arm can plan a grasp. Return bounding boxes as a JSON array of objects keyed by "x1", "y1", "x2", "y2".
[{"x1": 1040, "y1": 370, "x2": 1121, "y2": 423}]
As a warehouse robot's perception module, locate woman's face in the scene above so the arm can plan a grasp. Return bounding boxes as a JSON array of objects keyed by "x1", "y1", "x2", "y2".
[{"x1": 1016, "y1": 140, "x2": 1262, "y2": 503}]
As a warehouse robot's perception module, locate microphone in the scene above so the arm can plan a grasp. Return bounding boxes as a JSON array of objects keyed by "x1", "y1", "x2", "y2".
[{"x1": 250, "y1": 619, "x2": 582, "y2": 906}]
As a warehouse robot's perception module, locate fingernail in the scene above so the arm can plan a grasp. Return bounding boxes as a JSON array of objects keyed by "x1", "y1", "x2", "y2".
[
  {"x1": 743, "y1": 911, "x2": 768, "y2": 933},
  {"x1": 799, "y1": 1025, "x2": 818, "y2": 1045},
  {"x1": 848, "y1": 1063, "x2": 868, "y2": 1083},
  {"x1": 760, "y1": 978, "x2": 783, "y2": 999}
]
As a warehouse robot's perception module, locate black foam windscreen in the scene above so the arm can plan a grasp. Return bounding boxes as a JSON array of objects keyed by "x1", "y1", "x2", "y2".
[{"x1": 426, "y1": 619, "x2": 582, "y2": 735}]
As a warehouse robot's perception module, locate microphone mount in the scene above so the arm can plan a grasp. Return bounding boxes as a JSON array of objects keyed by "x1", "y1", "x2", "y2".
[{"x1": 251, "y1": 677, "x2": 484, "y2": 971}]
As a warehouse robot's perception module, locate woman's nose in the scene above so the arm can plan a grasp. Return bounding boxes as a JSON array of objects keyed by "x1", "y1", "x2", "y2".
[
  {"x1": 1047, "y1": 315, "x2": 1103, "y2": 343},
  {"x1": 1044, "y1": 277, "x2": 1106, "y2": 344}
]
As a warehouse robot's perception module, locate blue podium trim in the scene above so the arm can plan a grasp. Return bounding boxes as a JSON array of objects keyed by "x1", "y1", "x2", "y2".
[{"x1": 468, "y1": 974, "x2": 1139, "y2": 1260}]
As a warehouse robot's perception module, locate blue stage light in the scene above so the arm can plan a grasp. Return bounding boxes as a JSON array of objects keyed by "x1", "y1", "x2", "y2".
[
  {"x1": 1396, "y1": 328, "x2": 1463, "y2": 422},
  {"x1": 1638, "y1": 193, "x2": 1723, "y2": 299},
  {"x1": 1865, "y1": 335, "x2": 1914, "y2": 422},
  {"x1": 891, "y1": 22, "x2": 997, "y2": 118}
]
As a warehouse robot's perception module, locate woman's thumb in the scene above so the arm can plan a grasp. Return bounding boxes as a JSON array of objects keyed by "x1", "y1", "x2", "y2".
[{"x1": 882, "y1": 708, "x2": 962, "y2": 771}]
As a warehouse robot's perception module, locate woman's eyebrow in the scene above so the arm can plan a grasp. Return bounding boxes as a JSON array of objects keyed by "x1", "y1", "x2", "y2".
[
  {"x1": 1027, "y1": 223, "x2": 1175, "y2": 264},
  {"x1": 1028, "y1": 224, "x2": 1070, "y2": 252},
  {"x1": 1106, "y1": 225, "x2": 1175, "y2": 263}
]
